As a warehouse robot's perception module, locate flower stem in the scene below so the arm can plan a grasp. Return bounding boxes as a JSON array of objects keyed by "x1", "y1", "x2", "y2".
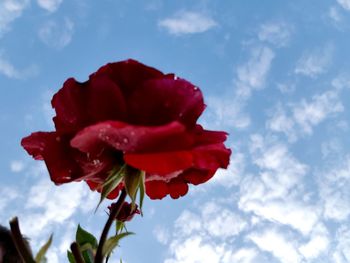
[
  {"x1": 95, "y1": 189, "x2": 127, "y2": 263},
  {"x1": 9, "y1": 217, "x2": 35, "y2": 263},
  {"x1": 70, "y1": 242, "x2": 85, "y2": 263}
]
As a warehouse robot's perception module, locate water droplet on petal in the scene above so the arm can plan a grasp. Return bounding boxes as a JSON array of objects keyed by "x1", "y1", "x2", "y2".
[
  {"x1": 123, "y1": 138, "x2": 129, "y2": 144},
  {"x1": 93, "y1": 159, "x2": 101, "y2": 166}
]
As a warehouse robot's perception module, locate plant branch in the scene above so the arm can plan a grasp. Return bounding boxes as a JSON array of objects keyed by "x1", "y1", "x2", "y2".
[
  {"x1": 94, "y1": 189, "x2": 127, "y2": 263},
  {"x1": 9, "y1": 217, "x2": 35, "y2": 263},
  {"x1": 70, "y1": 242, "x2": 85, "y2": 263}
]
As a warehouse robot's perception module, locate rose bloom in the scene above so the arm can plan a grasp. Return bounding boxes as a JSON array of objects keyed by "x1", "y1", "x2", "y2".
[{"x1": 22, "y1": 59, "x2": 231, "y2": 199}]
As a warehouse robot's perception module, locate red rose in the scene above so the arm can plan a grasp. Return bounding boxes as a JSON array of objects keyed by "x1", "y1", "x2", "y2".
[
  {"x1": 108, "y1": 202, "x2": 140, "y2": 222},
  {"x1": 21, "y1": 59, "x2": 231, "y2": 199}
]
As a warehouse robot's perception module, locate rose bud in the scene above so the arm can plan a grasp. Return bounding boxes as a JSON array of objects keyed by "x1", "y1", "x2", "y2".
[{"x1": 108, "y1": 202, "x2": 140, "y2": 222}]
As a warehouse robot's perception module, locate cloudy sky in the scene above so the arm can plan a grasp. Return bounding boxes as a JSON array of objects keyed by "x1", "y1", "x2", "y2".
[{"x1": 1, "y1": 0, "x2": 350, "y2": 262}]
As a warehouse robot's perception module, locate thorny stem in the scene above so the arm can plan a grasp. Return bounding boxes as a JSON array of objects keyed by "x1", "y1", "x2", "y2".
[
  {"x1": 70, "y1": 242, "x2": 85, "y2": 263},
  {"x1": 94, "y1": 189, "x2": 127, "y2": 263},
  {"x1": 9, "y1": 217, "x2": 35, "y2": 263}
]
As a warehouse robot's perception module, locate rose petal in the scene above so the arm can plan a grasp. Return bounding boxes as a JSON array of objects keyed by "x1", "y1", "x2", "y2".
[
  {"x1": 70, "y1": 121, "x2": 193, "y2": 156},
  {"x1": 73, "y1": 150, "x2": 119, "y2": 183},
  {"x1": 145, "y1": 180, "x2": 168, "y2": 200},
  {"x1": 22, "y1": 132, "x2": 82, "y2": 184},
  {"x1": 193, "y1": 143, "x2": 231, "y2": 170},
  {"x1": 96, "y1": 59, "x2": 164, "y2": 96},
  {"x1": 145, "y1": 176, "x2": 189, "y2": 200},
  {"x1": 125, "y1": 151, "x2": 193, "y2": 175},
  {"x1": 51, "y1": 78, "x2": 87, "y2": 133},
  {"x1": 52, "y1": 76, "x2": 127, "y2": 133},
  {"x1": 21, "y1": 131, "x2": 53, "y2": 160},
  {"x1": 181, "y1": 168, "x2": 216, "y2": 185},
  {"x1": 193, "y1": 125, "x2": 229, "y2": 145},
  {"x1": 168, "y1": 178, "x2": 189, "y2": 199},
  {"x1": 86, "y1": 180, "x2": 123, "y2": 199},
  {"x1": 127, "y1": 78, "x2": 205, "y2": 127}
]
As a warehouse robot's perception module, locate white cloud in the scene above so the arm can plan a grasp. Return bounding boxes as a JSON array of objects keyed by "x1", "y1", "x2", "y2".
[
  {"x1": 10, "y1": 160, "x2": 25, "y2": 172},
  {"x1": 295, "y1": 45, "x2": 334, "y2": 78},
  {"x1": 0, "y1": 53, "x2": 38, "y2": 79},
  {"x1": 37, "y1": 0, "x2": 63, "y2": 12},
  {"x1": 337, "y1": 0, "x2": 350, "y2": 10},
  {"x1": 319, "y1": 156, "x2": 350, "y2": 222},
  {"x1": 329, "y1": 6, "x2": 343, "y2": 23},
  {"x1": 249, "y1": 229, "x2": 301, "y2": 263},
  {"x1": 209, "y1": 151, "x2": 245, "y2": 188},
  {"x1": 258, "y1": 21, "x2": 292, "y2": 47},
  {"x1": 333, "y1": 225, "x2": 350, "y2": 263},
  {"x1": 158, "y1": 11, "x2": 217, "y2": 35},
  {"x1": 239, "y1": 135, "x2": 321, "y2": 236},
  {"x1": 201, "y1": 202, "x2": 247, "y2": 239},
  {"x1": 165, "y1": 236, "x2": 224, "y2": 263},
  {"x1": 0, "y1": 56, "x2": 19, "y2": 77},
  {"x1": 21, "y1": 178, "x2": 91, "y2": 238},
  {"x1": 223, "y1": 248, "x2": 259, "y2": 263},
  {"x1": 174, "y1": 210, "x2": 202, "y2": 237},
  {"x1": 298, "y1": 224, "x2": 329, "y2": 260},
  {"x1": 203, "y1": 45, "x2": 276, "y2": 131},
  {"x1": 321, "y1": 138, "x2": 342, "y2": 158},
  {"x1": 153, "y1": 225, "x2": 170, "y2": 245},
  {"x1": 203, "y1": 96, "x2": 251, "y2": 129},
  {"x1": 293, "y1": 90, "x2": 343, "y2": 134},
  {"x1": 242, "y1": 200, "x2": 319, "y2": 236},
  {"x1": 202, "y1": 45, "x2": 274, "y2": 131},
  {"x1": 163, "y1": 201, "x2": 249, "y2": 263},
  {"x1": 0, "y1": 0, "x2": 29, "y2": 37},
  {"x1": 267, "y1": 88, "x2": 344, "y2": 141},
  {"x1": 0, "y1": 186, "x2": 19, "y2": 213},
  {"x1": 236, "y1": 46, "x2": 275, "y2": 98},
  {"x1": 277, "y1": 82, "x2": 296, "y2": 94},
  {"x1": 38, "y1": 17, "x2": 74, "y2": 49},
  {"x1": 266, "y1": 104, "x2": 297, "y2": 141}
]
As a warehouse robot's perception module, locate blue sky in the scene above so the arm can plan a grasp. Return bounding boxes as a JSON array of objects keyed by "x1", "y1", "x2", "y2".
[{"x1": 1, "y1": 0, "x2": 350, "y2": 262}]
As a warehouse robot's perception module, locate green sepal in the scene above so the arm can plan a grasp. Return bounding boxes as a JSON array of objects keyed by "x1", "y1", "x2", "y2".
[
  {"x1": 82, "y1": 249, "x2": 94, "y2": 263},
  {"x1": 96, "y1": 165, "x2": 126, "y2": 211},
  {"x1": 138, "y1": 171, "x2": 145, "y2": 215},
  {"x1": 76, "y1": 224, "x2": 98, "y2": 249},
  {"x1": 116, "y1": 221, "x2": 125, "y2": 234},
  {"x1": 67, "y1": 251, "x2": 75, "y2": 263},
  {"x1": 102, "y1": 232, "x2": 134, "y2": 258},
  {"x1": 35, "y1": 234, "x2": 53, "y2": 263},
  {"x1": 124, "y1": 168, "x2": 142, "y2": 208}
]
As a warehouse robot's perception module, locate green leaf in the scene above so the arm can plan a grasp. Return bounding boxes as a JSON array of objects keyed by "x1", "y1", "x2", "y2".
[
  {"x1": 96, "y1": 165, "x2": 126, "y2": 211},
  {"x1": 76, "y1": 224, "x2": 98, "y2": 248},
  {"x1": 138, "y1": 171, "x2": 145, "y2": 215},
  {"x1": 67, "y1": 251, "x2": 76, "y2": 263},
  {"x1": 35, "y1": 234, "x2": 53, "y2": 263},
  {"x1": 102, "y1": 232, "x2": 134, "y2": 257}
]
